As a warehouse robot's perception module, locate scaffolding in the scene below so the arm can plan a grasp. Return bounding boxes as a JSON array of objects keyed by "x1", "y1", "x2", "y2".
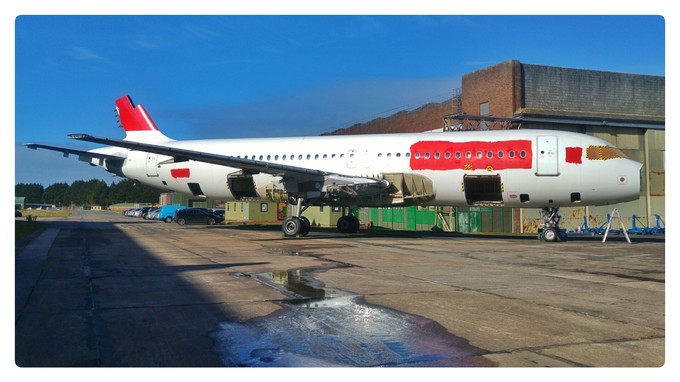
[{"x1": 443, "y1": 113, "x2": 523, "y2": 131}]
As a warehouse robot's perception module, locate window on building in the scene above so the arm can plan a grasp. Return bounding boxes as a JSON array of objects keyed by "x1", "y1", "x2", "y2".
[{"x1": 479, "y1": 102, "x2": 490, "y2": 116}]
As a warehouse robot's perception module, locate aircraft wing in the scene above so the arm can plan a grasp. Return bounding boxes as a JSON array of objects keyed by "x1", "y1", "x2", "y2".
[
  {"x1": 25, "y1": 143, "x2": 126, "y2": 163},
  {"x1": 67, "y1": 134, "x2": 385, "y2": 187}
]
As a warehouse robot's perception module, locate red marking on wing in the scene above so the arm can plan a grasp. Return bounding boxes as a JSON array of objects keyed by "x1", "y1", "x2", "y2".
[
  {"x1": 115, "y1": 95, "x2": 159, "y2": 132},
  {"x1": 409, "y1": 140, "x2": 533, "y2": 171},
  {"x1": 565, "y1": 147, "x2": 583, "y2": 164},
  {"x1": 170, "y1": 168, "x2": 190, "y2": 178}
]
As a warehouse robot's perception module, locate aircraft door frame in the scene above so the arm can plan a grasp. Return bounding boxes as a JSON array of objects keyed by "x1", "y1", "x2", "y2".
[
  {"x1": 346, "y1": 149, "x2": 357, "y2": 169},
  {"x1": 146, "y1": 153, "x2": 159, "y2": 177},
  {"x1": 536, "y1": 135, "x2": 559, "y2": 176}
]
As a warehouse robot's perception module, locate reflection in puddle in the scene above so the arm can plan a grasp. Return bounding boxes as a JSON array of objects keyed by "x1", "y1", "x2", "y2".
[{"x1": 211, "y1": 270, "x2": 493, "y2": 367}]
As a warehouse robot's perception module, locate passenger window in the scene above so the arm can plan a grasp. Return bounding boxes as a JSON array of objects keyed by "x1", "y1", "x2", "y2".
[
  {"x1": 298, "y1": 154, "x2": 303, "y2": 160},
  {"x1": 486, "y1": 151, "x2": 493, "y2": 158},
  {"x1": 498, "y1": 151, "x2": 504, "y2": 158},
  {"x1": 466, "y1": 151, "x2": 472, "y2": 158},
  {"x1": 405, "y1": 153, "x2": 411, "y2": 158},
  {"x1": 455, "y1": 152, "x2": 461, "y2": 159},
  {"x1": 476, "y1": 151, "x2": 482, "y2": 158},
  {"x1": 415, "y1": 152, "x2": 421, "y2": 159},
  {"x1": 520, "y1": 151, "x2": 526, "y2": 158},
  {"x1": 424, "y1": 152, "x2": 430, "y2": 159},
  {"x1": 434, "y1": 152, "x2": 440, "y2": 159},
  {"x1": 444, "y1": 152, "x2": 450, "y2": 159},
  {"x1": 508, "y1": 151, "x2": 515, "y2": 158},
  {"x1": 396, "y1": 153, "x2": 401, "y2": 158}
]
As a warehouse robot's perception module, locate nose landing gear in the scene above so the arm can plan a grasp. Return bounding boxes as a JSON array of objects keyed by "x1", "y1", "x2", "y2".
[{"x1": 538, "y1": 207, "x2": 568, "y2": 242}]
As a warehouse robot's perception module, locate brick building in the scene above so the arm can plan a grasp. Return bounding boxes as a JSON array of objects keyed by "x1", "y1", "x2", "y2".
[{"x1": 447, "y1": 60, "x2": 664, "y2": 233}]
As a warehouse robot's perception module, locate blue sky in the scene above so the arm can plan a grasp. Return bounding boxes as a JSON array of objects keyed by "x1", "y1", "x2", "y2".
[{"x1": 12, "y1": 13, "x2": 667, "y2": 186}]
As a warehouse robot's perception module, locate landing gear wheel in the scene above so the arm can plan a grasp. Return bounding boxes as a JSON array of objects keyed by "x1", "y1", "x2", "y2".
[
  {"x1": 558, "y1": 229, "x2": 568, "y2": 242},
  {"x1": 541, "y1": 227, "x2": 558, "y2": 242},
  {"x1": 337, "y1": 215, "x2": 360, "y2": 233},
  {"x1": 350, "y1": 216, "x2": 360, "y2": 232},
  {"x1": 283, "y1": 216, "x2": 302, "y2": 237},
  {"x1": 299, "y1": 216, "x2": 311, "y2": 236},
  {"x1": 538, "y1": 207, "x2": 567, "y2": 243}
]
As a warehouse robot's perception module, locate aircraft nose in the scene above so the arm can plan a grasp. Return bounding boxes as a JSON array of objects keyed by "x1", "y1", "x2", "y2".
[{"x1": 619, "y1": 159, "x2": 643, "y2": 200}]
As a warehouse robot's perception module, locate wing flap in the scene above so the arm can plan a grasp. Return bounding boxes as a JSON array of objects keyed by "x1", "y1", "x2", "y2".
[{"x1": 25, "y1": 143, "x2": 125, "y2": 163}]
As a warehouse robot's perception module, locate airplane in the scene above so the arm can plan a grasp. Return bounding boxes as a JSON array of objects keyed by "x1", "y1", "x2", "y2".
[{"x1": 26, "y1": 95, "x2": 643, "y2": 242}]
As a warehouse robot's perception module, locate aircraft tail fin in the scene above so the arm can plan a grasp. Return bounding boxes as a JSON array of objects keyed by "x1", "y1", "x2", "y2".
[{"x1": 116, "y1": 95, "x2": 173, "y2": 143}]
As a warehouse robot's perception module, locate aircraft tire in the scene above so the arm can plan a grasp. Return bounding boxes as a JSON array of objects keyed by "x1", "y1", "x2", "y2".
[
  {"x1": 541, "y1": 227, "x2": 558, "y2": 242},
  {"x1": 299, "y1": 216, "x2": 311, "y2": 236},
  {"x1": 337, "y1": 216, "x2": 352, "y2": 233},
  {"x1": 350, "y1": 216, "x2": 360, "y2": 233},
  {"x1": 283, "y1": 216, "x2": 302, "y2": 237},
  {"x1": 337, "y1": 216, "x2": 360, "y2": 233}
]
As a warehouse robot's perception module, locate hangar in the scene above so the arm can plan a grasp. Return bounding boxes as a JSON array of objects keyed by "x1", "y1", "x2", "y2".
[{"x1": 441, "y1": 60, "x2": 664, "y2": 233}]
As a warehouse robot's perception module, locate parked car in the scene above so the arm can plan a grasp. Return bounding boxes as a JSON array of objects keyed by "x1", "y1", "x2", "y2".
[
  {"x1": 174, "y1": 208, "x2": 225, "y2": 225},
  {"x1": 157, "y1": 205, "x2": 187, "y2": 223},
  {"x1": 144, "y1": 207, "x2": 160, "y2": 220}
]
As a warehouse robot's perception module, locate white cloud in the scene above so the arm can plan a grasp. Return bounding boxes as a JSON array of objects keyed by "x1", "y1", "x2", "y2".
[{"x1": 69, "y1": 46, "x2": 104, "y2": 60}]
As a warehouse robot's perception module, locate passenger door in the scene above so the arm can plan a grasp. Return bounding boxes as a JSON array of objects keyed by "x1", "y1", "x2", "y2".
[
  {"x1": 536, "y1": 135, "x2": 559, "y2": 176},
  {"x1": 146, "y1": 153, "x2": 159, "y2": 177}
]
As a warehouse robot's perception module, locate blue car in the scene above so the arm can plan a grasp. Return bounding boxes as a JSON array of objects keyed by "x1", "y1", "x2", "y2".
[{"x1": 157, "y1": 205, "x2": 187, "y2": 223}]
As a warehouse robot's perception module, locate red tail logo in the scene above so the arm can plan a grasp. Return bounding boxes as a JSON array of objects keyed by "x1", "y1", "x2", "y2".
[{"x1": 115, "y1": 95, "x2": 159, "y2": 132}]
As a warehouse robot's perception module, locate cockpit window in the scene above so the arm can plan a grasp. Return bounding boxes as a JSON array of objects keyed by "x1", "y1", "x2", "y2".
[{"x1": 586, "y1": 145, "x2": 629, "y2": 160}]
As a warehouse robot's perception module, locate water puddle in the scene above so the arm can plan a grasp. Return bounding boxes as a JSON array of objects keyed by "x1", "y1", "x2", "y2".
[{"x1": 211, "y1": 263, "x2": 493, "y2": 367}]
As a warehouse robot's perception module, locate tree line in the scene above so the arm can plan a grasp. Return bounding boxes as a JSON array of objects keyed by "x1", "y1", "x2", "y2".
[{"x1": 16, "y1": 179, "x2": 164, "y2": 207}]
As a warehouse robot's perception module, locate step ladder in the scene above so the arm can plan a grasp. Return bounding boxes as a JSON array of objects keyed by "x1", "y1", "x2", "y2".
[{"x1": 602, "y1": 208, "x2": 632, "y2": 244}]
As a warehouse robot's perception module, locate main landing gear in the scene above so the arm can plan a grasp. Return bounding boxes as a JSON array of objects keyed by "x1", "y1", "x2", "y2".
[
  {"x1": 537, "y1": 207, "x2": 568, "y2": 242},
  {"x1": 282, "y1": 198, "x2": 311, "y2": 237},
  {"x1": 282, "y1": 199, "x2": 360, "y2": 237},
  {"x1": 336, "y1": 208, "x2": 360, "y2": 234}
]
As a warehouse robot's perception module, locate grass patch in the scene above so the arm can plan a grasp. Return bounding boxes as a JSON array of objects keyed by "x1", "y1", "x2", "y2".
[
  {"x1": 17, "y1": 209, "x2": 71, "y2": 218},
  {"x1": 15, "y1": 209, "x2": 70, "y2": 241},
  {"x1": 15, "y1": 221, "x2": 47, "y2": 241}
]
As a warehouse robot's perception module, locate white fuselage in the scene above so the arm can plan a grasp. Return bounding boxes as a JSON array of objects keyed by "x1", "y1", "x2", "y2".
[{"x1": 92, "y1": 129, "x2": 642, "y2": 208}]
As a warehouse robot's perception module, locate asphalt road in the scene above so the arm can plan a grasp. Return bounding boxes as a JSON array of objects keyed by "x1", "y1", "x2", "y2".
[{"x1": 14, "y1": 210, "x2": 665, "y2": 367}]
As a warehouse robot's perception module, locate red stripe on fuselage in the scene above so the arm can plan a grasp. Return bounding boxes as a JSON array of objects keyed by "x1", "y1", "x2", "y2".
[
  {"x1": 409, "y1": 140, "x2": 533, "y2": 171},
  {"x1": 170, "y1": 168, "x2": 190, "y2": 178}
]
